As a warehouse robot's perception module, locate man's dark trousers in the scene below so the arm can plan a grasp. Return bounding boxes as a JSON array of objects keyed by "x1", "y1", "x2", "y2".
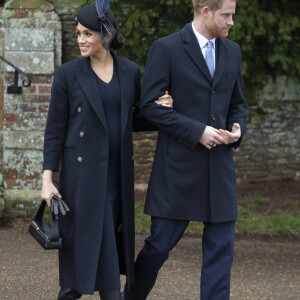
[{"x1": 125, "y1": 216, "x2": 235, "y2": 300}]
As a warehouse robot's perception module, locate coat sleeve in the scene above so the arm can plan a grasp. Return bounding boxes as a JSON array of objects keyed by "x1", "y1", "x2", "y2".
[
  {"x1": 226, "y1": 46, "x2": 248, "y2": 149},
  {"x1": 43, "y1": 66, "x2": 69, "y2": 171},
  {"x1": 140, "y1": 40, "x2": 206, "y2": 149},
  {"x1": 133, "y1": 67, "x2": 157, "y2": 132}
]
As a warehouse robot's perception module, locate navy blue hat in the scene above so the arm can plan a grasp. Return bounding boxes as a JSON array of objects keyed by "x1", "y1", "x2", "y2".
[
  {"x1": 77, "y1": 4, "x2": 115, "y2": 32},
  {"x1": 77, "y1": 3, "x2": 116, "y2": 50}
]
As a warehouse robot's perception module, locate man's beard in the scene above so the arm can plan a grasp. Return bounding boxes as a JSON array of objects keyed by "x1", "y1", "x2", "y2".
[{"x1": 207, "y1": 22, "x2": 231, "y2": 38}]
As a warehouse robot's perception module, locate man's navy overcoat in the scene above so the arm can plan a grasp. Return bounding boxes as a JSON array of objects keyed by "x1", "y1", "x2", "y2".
[
  {"x1": 141, "y1": 24, "x2": 248, "y2": 223},
  {"x1": 43, "y1": 55, "x2": 149, "y2": 294}
]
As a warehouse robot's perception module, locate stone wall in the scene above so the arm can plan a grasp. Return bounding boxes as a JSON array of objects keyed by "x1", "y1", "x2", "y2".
[
  {"x1": 235, "y1": 77, "x2": 300, "y2": 183},
  {"x1": 47, "y1": 0, "x2": 84, "y2": 62},
  {"x1": 0, "y1": 1, "x2": 61, "y2": 217}
]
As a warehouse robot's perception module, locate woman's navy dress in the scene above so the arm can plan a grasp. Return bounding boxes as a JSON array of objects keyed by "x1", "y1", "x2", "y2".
[{"x1": 93, "y1": 62, "x2": 121, "y2": 291}]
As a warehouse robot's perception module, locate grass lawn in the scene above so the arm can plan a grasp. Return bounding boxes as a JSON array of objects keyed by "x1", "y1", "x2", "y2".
[{"x1": 135, "y1": 196, "x2": 300, "y2": 237}]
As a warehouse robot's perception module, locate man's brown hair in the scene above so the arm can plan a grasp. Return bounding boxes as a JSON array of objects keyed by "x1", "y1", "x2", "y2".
[{"x1": 192, "y1": 0, "x2": 237, "y2": 14}]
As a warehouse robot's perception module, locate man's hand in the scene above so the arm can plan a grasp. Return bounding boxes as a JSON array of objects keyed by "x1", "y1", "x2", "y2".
[
  {"x1": 199, "y1": 126, "x2": 228, "y2": 149},
  {"x1": 219, "y1": 123, "x2": 241, "y2": 144}
]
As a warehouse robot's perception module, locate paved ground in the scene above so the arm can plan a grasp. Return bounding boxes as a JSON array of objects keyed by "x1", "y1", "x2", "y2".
[{"x1": 0, "y1": 225, "x2": 299, "y2": 300}]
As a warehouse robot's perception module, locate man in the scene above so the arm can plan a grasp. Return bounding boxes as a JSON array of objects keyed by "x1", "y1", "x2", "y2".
[{"x1": 124, "y1": 0, "x2": 247, "y2": 299}]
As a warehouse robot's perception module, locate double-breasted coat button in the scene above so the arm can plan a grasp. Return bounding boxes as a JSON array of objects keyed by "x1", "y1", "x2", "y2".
[
  {"x1": 77, "y1": 106, "x2": 82, "y2": 113},
  {"x1": 79, "y1": 131, "x2": 85, "y2": 137},
  {"x1": 211, "y1": 114, "x2": 217, "y2": 121},
  {"x1": 78, "y1": 156, "x2": 83, "y2": 163}
]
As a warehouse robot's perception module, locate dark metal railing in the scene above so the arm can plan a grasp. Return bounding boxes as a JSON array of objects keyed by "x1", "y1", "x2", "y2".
[{"x1": 0, "y1": 56, "x2": 31, "y2": 94}]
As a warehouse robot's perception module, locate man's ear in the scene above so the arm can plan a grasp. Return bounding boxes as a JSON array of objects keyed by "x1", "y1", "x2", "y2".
[{"x1": 202, "y1": 6, "x2": 211, "y2": 18}]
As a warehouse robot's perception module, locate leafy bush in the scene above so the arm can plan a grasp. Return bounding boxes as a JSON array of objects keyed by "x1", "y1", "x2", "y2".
[
  {"x1": 84, "y1": 0, "x2": 300, "y2": 91},
  {"x1": 230, "y1": 0, "x2": 300, "y2": 91}
]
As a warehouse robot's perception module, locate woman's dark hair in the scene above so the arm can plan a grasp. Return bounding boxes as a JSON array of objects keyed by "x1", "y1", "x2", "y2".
[{"x1": 110, "y1": 19, "x2": 124, "y2": 50}]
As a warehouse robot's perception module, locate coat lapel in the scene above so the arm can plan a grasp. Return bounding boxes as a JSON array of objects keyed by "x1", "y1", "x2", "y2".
[
  {"x1": 114, "y1": 55, "x2": 131, "y2": 138},
  {"x1": 74, "y1": 56, "x2": 132, "y2": 138},
  {"x1": 213, "y1": 38, "x2": 228, "y2": 89},
  {"x1": 182, "y1": 24, "x2": 212, "y2": 84},
  {"x1": 74, "y1": 57, "x2": 107, "y2": 131}
]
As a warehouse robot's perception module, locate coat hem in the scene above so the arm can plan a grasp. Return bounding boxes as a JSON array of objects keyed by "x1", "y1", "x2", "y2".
[{"x1": 144, "y1": 209, "x2": 237, "y2": 224}]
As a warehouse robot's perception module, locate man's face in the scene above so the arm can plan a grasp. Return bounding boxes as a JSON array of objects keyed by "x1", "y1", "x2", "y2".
[{"x1": 206, "y1": 0, "x2": 236, "y2": 39}]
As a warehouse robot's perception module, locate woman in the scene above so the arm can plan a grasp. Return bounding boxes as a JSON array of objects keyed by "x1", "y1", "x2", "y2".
[{"x1": 41, "y1": 2, "x2": 172, "y2": 300}]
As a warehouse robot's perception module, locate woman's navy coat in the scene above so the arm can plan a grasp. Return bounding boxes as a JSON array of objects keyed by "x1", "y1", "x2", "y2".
[{"x1": 43, "y1": 55, "x2": 149, "y2": 294}]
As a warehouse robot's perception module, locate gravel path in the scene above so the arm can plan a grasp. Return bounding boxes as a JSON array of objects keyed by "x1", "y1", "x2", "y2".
[{"x1": 0, "y1": 227, "x2": 299, "y2": 299}]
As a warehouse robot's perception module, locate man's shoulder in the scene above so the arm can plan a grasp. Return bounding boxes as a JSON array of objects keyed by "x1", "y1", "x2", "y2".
[
  {"x1": 220, "y1": 38, "x2": 241, "y2": 51},
  {"x1": 160, "y1": 30, "x2": 182, "y2": 42},
  {"x1": 153, "y1": 29, "x2": 183, "y2": 49}
]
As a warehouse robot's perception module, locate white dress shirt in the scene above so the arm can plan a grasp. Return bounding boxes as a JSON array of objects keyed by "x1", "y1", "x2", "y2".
[{"x1": 192, "y1": 22, "x2": 216, "y2": 69}]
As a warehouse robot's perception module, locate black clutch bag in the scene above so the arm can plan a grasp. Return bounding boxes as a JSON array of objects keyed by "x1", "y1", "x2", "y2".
[{"x1": 29, "y1": 196, "x2": 69, "y2": 250}]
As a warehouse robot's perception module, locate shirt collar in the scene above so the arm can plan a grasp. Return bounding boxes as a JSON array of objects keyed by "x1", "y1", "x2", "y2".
[{"x1": 192, "y1": 21, "x2": 216, "y2": 50}]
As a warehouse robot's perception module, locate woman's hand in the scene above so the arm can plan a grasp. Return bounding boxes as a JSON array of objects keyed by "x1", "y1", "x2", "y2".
[
  {"x1": 41, "y1": 170, "x2": 62, "y2": 207},
  {"x1": 155, "y1": 91, "x2": 173, "y2": 108}
]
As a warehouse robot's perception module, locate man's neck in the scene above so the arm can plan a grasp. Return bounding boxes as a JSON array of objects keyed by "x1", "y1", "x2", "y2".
[{"x1": 193, "y1": 18, "x2": 214, "y2": 40}]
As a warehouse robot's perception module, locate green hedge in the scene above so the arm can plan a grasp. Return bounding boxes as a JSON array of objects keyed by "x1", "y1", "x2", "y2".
[{"x1": 85, "y1": 0, "x2": 300, "y2": 92}]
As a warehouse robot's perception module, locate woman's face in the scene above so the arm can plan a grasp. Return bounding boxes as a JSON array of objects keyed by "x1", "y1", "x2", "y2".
[{"x1": 77, "y1": 22, "x2": 104, "y2": 57}]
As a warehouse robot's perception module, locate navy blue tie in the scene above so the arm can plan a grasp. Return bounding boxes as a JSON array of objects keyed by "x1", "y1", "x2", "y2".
[{"x1": 205, "y1": 40, "x2": 214, "y2": 78}]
